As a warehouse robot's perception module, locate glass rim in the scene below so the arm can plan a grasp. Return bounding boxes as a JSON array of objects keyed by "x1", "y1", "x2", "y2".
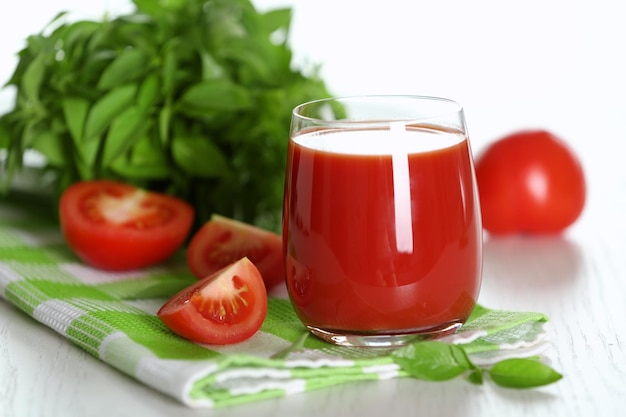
[{"x1": 292, "y1": 94, "x2": 464, "y2": 127}]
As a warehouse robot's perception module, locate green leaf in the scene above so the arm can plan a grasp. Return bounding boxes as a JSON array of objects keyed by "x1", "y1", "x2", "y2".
[
  {"x1": 74, "y1": 147, "x2": 94, "y2": 179},
  {"x1": 0, "y1": 117, "x2": 10, "y2": 150},
  {"x1": 110, "y1": 157, "x2": 171, "y2": 179},
  {"x1": 20, "y1": 53, "x2": 46, "y2": 105},
  {"x1": 81, "y1": 140, "x2": 101, "y2": 177},
  {"x1": 83, "y1": 83, "x2": 137, "y2": 140},
  {"x1": 110, "y1": 134, "x2": 170, "y2": 179},
  {"x1": 21, "y1": 118, "x2": 45, "y2": 148},
  {"x1": 261, "y1": 8, "x2": 292, "y2": 35},
  {"x1": 392, "y1": 342, "x2": 471, "y2": 381},
  {"x1": 468, "y1": 369, "x2": 484, "y2": 385},
  {"x1": 136, "y1": 73, "x2": 160, "y2": 114},
  {"x1": 30, "y1": 131, "x2": 68, "y2": 166},
  {"x1": 62, "y1": 20, "x2": 100, "y2": 50},
  {"x1": 158, "y1": 104, "x2": 172, "y2": 146},
  {"x1": 199, "y1": 49, "x2": 225, "y2": 80},
  {"x1": 101, "y1": 106, "x2": 147, "y2": 166},
  {"x1": 98, "y1": 48, "x2": 150, "y2": 90},
  {"x1": 129, "y1": 134, "x2": 167, "y2": 166},
  {"x1": 450, "y1": 342, "x2": 476, "y2": 370},
  {"x1": 110, "y1": 158, "x2": 170, "y2": 179},
  {"x1": 171, "y1": 135, "x2": 229, "y2": 178},
  {"x1": 62, "y1": 98, "x2": 90, "y2": 145},
  {"x1": 133, "y1": 0, "x2": 187, "y2": 16},
  {"x1": 489, "y1": 358, "x2": 563, "y2": 388},
  {"x1": 178, "y1": 81, "x2": 251, "y2": 113},
  {"x1": 161, "y1": 42, "x2": 178, "y2": 98}
]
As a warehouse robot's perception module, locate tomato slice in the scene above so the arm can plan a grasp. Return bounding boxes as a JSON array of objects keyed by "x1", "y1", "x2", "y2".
[
  {"x1": 157, "y1": 257, "x2": 267, "y2": 345},
  {"x1": 59, "y1": 180, "x2": 194, "y2": 271},
  {"x1": 186, "y1": 214, "x2": 285, "y2": 289}
]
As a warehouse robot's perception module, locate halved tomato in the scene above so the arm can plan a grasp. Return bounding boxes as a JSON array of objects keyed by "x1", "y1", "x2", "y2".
[
  {"x1": 59, "y1": 180, "x2": 194, "y2": 271},
  {"x1": 157, "y1": 257, "x2": 267, "y2": 345},
  {"x1": 186, "y1": 214, "x2": 285, "y2": 289}
]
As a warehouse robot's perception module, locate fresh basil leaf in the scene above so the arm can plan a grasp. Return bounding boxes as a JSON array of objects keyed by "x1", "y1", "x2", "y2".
[
  {"x1": 61, "y1": 20, "x2": 100, "y2": 51},
  {"x1": 171, "y1": 135, "x2": 229, "y2": 178},
  {"x1": 392, "y1": 341, "x2": 470, "y2": 381},
  {"x1": 101, "y1": 106, "x2": 147, "y2": 166},
  {"x1": 109, "y1": 134, "x2": 170, "y2": 179},
  {"x1": 261, "y1": 8, "x2": 292, "y2": 35},
  {"x1": 21, "y1": 118, "x2": 47, "y2": 148},
  {"x1": 80, "y1": 140, "x2": 101, "y2": 177},
  {"x1": 178, "y1": 81, "x2": 251, "y2": 113},
  {"x1": 110, "y1": 158, "x2": 170, "y2": 179},
  {"x1": 30, "y1": 131, "x2": 68, "y2": 166},
  {"x1": 110, "y1": 157, "x2": 170, "y2": 179},
  {"x1": 158, "y1": 104, "x2": 172, "y2": 146},
  {"x1": 0, "y1": 117, "x2": 10, "y2": 150},
  {"x1": 83, "y1": 83, "x2": 137, "y2": 140},
  {"x1": 20, "y1": 53, "x2": 46, "y2": 105},
  {"x1": 136, "y1": 74, "x2": 160, "y2": 115},
  {"x1": 489, "y1": 358, "x2": 563, "y2": 388},
  {"x1": 468, "y1": 369, "x2": 484, "y2": 385},
  {"x1": 161, "y1": 42, "x2": 178, "y2": 98},
  {"x1": 74, "y1": 147, "x2": 94, "y2": 180},
  {"x1": 450, "y1": 343, "x2": 476, "y2": 370},
  {"x1": 98, "y1": 49, "x2": 150, "y2": 90},
  {"x1": 129, "y1": 134, "x2": 167, "y2": 166},
  {"x1": 199, "y1": 49, "x2": 226, "y2": 81},
  {"x1": 133, "y1": 0, "x2": 186, "y2": 15},
  {"x1": 62, "y1": 98, "x2": 89, "y2": 145}
]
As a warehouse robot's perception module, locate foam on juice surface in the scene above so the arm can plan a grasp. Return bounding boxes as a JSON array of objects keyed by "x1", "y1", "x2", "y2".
[{"x1": 292, "y1": 126, "x2": 465, "y2": 155}]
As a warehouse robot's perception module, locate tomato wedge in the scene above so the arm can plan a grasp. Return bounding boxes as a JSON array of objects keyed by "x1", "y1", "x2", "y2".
[
  {"x1": 59, "y1": 180, "x2": 194, "y2": 271},
  {"x1": 186, "y1": 214, "x2": 285, "y2": 289},
  {"x1": 157, "y1": 257, "x2": 267, "y2": 345}
]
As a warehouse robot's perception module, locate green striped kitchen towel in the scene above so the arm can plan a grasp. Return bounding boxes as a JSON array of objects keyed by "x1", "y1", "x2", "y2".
[{"x1": 0, "y1": 198, "x2": 551, "y2": 408}]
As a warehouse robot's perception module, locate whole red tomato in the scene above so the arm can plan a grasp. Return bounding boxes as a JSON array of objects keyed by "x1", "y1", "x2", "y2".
[{"x1": 474, "y1": 130, "x2": 586, "y2": 235}]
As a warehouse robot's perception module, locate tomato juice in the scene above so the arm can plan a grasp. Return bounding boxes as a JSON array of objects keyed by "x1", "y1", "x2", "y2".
[{"x1": 283, "y1": 126, "x2": 482, "y2": 337}]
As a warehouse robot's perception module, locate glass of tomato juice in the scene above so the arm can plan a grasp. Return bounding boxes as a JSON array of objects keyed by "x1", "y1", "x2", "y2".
[{"x1": 282, "y1": 95, "x2": 483, "y2": 347}]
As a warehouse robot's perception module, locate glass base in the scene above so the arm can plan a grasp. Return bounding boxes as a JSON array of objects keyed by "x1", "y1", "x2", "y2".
[{"x1": 306, "y1": 321, "x2": 463, "y2": 347}]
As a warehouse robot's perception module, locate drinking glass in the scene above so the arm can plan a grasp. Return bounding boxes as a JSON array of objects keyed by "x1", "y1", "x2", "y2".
[{"x1": 283, "y1": 95, "x2": 482, "y2": 347}]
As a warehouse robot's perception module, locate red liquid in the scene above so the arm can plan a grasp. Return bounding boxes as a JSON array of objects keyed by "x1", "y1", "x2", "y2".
[{"x1": 283, "y1": 127, "x2": 482, "y2": 334}]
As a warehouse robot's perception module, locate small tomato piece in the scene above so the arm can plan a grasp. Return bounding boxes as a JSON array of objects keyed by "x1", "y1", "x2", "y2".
[
  {"x1": 157, "y1": 257, "x2": 267, "y2": 345},
  {"x1": 186, "y1": 214, "x2": 284, "y2": 289},
  {"x1": 475, "y1": 130, "x2": 586, "y2": 234},
  {"x1": 59, "y1": 180, "x2": 194, "y2": 271}
]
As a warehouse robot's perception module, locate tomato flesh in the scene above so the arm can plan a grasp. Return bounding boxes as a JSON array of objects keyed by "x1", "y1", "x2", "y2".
[
  {"x1": 187, "y1": 214, "x2": 284, "y2": 289},
  {"x1": 475, "y1": 130, "x2": 586, "y2": 234},
  {"x1": 157, "y1": 257, "x2": 267, "y2": 345},
  {"x1": 60, "y1": 180, "x2": 194, "y2": 271}
]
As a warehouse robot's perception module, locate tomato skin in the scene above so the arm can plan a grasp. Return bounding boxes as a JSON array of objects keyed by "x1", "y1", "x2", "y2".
[
  {"x1": 157, "y1": 257, "x2": 267, "y2": 345},
  {"x1": 186, "y1": 214, "x2": 285, "y2": 289},
  {"x1": 59, "y1": 180, "x2": 194, "y2": 271},
  {"x1": 475, "y1": 130, "x2": 586, "y2": 234}
]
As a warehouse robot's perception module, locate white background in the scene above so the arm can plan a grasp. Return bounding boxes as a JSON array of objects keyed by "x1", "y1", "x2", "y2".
[{"x1": 2, "y1": 0, "x2": 624, "y2": 147}]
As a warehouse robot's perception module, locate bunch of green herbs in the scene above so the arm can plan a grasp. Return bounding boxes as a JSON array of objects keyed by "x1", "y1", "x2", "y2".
[{"x1": 0, "y1": 0, "x2": 332, "y2": 231}]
